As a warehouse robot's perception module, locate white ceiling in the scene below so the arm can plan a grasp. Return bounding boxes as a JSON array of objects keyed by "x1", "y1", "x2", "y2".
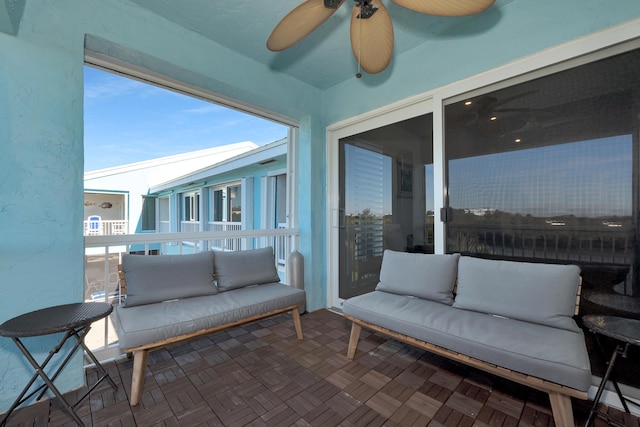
[{"x1": 129, "y1": 0, "x2": 515, "y2": 89}]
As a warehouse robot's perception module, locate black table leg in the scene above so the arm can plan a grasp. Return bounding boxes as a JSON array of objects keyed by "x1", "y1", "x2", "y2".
[
  {"x1": 0, "y1": 325, "x2": 117, "y2": 426},
  {"x1": 0, "y1": 302, "x2": 115, "y2": 427},
  {"x1": 585, "y1": 343, "x2": 629, "y2": 427},
  {"x1": 8, "y1": 336, "x2": 85, "y2": 426},
  {"x1": 71, "y1": 327, "x2": 117, "y2": 405}
]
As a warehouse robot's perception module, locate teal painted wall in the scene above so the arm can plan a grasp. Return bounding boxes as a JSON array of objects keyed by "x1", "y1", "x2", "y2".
[
  {"x1": 322, "y1": 0, "x2": 640, "y2": 125},
  {"x1": 0, "y1": 0, "x2": 322, "y2": 411},
  {"x1": 2, "y1": 0, "x2": 640, "y2": 412}
]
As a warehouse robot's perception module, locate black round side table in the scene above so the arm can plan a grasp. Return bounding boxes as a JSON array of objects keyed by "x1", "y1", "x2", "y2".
[
  {"x1": 582, "y1": 315, "x2": 640, "y2": 427},
  {"x1": 0, "y1": 302, "x2": 117, "y2": 426}
]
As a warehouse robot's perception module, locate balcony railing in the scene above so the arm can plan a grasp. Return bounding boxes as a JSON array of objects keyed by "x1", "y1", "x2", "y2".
[
  {"x1": 208, "y1": 221, "x2": 242, "y2": 251},
  {"x1": 448, "y1": 224, "x2": 633, "y2": 266},
  {"x1": 84, "y1": 227, "x2": 300, "y2": 362},
  {"x1": 83, "y1": 219, "x2": 128, "y2": 236}
]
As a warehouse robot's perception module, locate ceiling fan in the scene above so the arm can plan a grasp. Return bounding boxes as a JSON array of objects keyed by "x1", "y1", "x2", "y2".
[{"x1": 267, "y1": 0, "x2": 496, "y2": 77}]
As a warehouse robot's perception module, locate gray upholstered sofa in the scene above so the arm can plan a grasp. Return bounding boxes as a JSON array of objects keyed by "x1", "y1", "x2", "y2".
[
  {"x1": 111, "y1": 246, "x2": 306, "y2": 405},
  {"x1": 343, "y1": 250, "x2": 591, "y2": 427}
]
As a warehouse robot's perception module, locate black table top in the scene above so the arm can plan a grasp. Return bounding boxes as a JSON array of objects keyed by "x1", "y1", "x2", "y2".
[
  {"x1": 584, "y1": 292, "x2": 640, "y2": 319},
  {"x1": 583, "y1": 314, "x2": 640, "y2": 346},
  {"x1": 0, "y1": 302, "x2": 113, "y2": 338}
]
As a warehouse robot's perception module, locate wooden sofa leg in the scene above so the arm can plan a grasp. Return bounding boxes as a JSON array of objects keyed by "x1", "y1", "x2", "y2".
[
  {"x1": 130, "y1": 349, "x2": 149, "y2": 406},
  {"x1": 347, "y1": 322, "x2": 362, "y2": 360},
  {"x1": 548, "y1": 392, "x2": 574, "y2": 427},
  {"x1": 292, "y1": 307, "x2": 304, "y2": 340}
]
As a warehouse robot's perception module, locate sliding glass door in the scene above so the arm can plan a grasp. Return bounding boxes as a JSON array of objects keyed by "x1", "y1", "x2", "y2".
[
  {"x1": 443, "y1": 47, "x2": 640, "y2": 388},
  {"x1": 337, "y1": 114, "x2": 434, "y2": 300}
]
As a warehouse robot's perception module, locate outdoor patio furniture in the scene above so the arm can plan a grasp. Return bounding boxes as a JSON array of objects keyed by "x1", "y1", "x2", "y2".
[
  {"x1": 343, "y1": 250, "x2": 591, "y2": 427},
  {"x1": 110, "y1": 247, "x2": 306, "y2": 406},
  {"x1": 583, "y1": 315, "x2": 640, "y2": 427},
  {"x1": 0, "y1": 302, "x2": 117, "y2": 426}
]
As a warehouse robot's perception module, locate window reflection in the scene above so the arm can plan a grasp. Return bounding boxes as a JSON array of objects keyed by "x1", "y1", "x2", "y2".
[{"x1": 445, "y1": 47, "x2": 640, "y2": 388}]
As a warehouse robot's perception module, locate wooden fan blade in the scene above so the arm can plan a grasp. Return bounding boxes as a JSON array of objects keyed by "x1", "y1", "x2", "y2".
[
  {"x1": 391, "y1": 0, "x2": 495, "y2": 16},
  {"x1": 350, "y1": 0, "x2": 394, "y2": 74},
  {"x1": 267, "y1": 0, "x2": 345, "y2": 51}
]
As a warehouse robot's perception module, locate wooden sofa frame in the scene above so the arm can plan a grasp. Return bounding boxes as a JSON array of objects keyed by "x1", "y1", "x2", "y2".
[
  {"x1": 116, "y1": 266, "x2": 304, "y2": 406},
  {"x1": 344, "y1": 280, "x2": 587, "y2": 427}
]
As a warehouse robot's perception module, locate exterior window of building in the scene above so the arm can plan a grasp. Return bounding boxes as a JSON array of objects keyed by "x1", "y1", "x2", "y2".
[
  {"x1": 228, "y1": 185, "x2": 241, "y2": 222},
  {"x1": 158, "y1": 197, "x2": 170, "y2": 233},
  {"x1": 141, "y1": 196, "x2": 156, "y2": 231},
  {"x1": 210, "y1": 183, "x2": 242, "y2": 224},
  {"x1": 212, "y1": 190, "x2": 224, "y2": 222},
  {"x1": 183, "y1": 192, "x2": 200, "y2": 222},
  {"x1": 209, "y1": 183, "x2": 242, "y2": 250},
  {"x1": 181, "y1": 191, "x2": 200, "y2": 233}
]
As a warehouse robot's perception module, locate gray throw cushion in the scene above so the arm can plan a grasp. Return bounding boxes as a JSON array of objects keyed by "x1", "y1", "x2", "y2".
[
  {"x1": 214, "y1": 247, "x2": 281, "y2": 291},
  {"x1": 375, "y1": 250, "x2": 460, "y2": 305},
  {"x1": 122, "y1": 251, "x2": 216, "y2": 307},
  {"x1": 453, "y1": 256, "x2": 581, "y2": 330}
]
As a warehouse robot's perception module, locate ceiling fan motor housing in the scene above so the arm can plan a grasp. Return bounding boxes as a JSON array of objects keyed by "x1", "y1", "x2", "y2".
[
  {"x1": 356, "y1": 1, "x2": 378, "y2": 19},
  {"x1": 324, "y1": 0, "x2": 343, "y2": 8}
]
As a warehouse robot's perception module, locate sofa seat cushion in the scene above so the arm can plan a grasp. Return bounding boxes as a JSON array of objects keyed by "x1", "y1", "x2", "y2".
[
  {"x1": 343, "y1": 291, "x2": 591, "y2": 391},
  {"x1": 112, "y1": 283, "x2": 305, "y2": 349}
]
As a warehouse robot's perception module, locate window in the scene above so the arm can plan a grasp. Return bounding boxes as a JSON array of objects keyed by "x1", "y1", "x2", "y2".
[
  {"x1": 275, "y1": 174, "x2": 287, "y2": 227},
  {"x1": 157, "y1": 197, "x2": 170, "y2": 232},
  {"x1": 182, "y1": 192, "x2": 200, "y2": 222},
  {"x1": 141, "y1": 196, "x2": 156, "y2": 231},
  {"x1": 338, "y1": 113, "x2": 434, "y2": 299},
  {"x1": 444, "y1": 49, "x2": 638, "y2": 280},
  {"x1": 228, "y1": 185, "x2": 241, "y2": 222},
  {"x1": 181, "y1": 192, "x2": 200, "y2": 233},
  {"x1": 210, "y1": 184, "x2": 241, "y2": 224},
  {"x1": 444, "y1": 47, "x2": 640, "y2": 388}
]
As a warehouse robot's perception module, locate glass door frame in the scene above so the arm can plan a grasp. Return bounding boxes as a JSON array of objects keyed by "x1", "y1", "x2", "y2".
[
  {"x1": 325, "y1": 24, "x2": 640, "y2": 310},
  {"x1": 326, "y1": 96, "x2": 444, "y2": 310}
]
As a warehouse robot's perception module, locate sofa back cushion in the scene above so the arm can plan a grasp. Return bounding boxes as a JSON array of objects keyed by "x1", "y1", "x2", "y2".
[
  {"x1": 375, "y1": 250, "x2": 460, "y2": 305},
  {"x1": 214, "y1": 247, "x2": 281, "y2": 291},
  {"x1": 122, "y1": 251, "x2": 216, "y2": 307},
  {"x1": 453, "y1": 256, "x2": 581, "y2": 330}
]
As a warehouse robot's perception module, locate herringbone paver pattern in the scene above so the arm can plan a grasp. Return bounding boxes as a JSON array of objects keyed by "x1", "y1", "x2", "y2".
[{"x1": 2, "y1": 309, "x2": 637, "y2": 426}]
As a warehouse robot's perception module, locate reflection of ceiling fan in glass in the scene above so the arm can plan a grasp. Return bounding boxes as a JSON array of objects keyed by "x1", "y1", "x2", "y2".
[{"x1": 267, "y1": 0, "x2": 495, "y2": 76}]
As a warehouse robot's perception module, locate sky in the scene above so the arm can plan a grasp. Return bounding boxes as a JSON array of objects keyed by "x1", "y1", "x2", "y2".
[
  {"x1": 449, "y1": 135, "x2": 632, "y2": 217},
  {"x1": 344, "y1": 134, "x2": 631, "y2": 218},
  {"x1": 83, "y1": 66, "x2": 288, "y2": 172}
]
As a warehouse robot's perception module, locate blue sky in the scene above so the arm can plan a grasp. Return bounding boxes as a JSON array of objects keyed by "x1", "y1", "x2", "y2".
[
  {"x1": 83, "y1": 66, "x2": 288, "y2": 171},
  {"x1": 449, "y1": 135, "x2": 632, "y2": 217}
]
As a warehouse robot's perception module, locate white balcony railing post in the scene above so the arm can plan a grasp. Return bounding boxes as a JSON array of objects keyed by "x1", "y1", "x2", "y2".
[{"x1": 84, "y1": 220, "x2": 128, "y2": 236}]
